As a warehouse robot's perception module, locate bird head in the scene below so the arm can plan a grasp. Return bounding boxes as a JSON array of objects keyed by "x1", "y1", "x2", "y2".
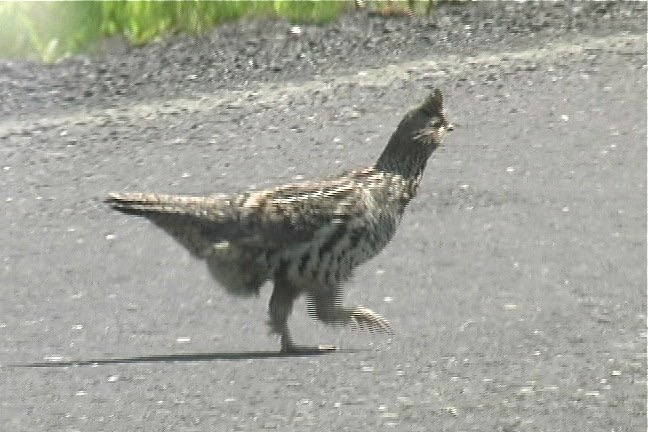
[
  {"x1": 376, "y1": 88, "x2": 453, "y2": 177},
  {"x1": 408, "y1": 89, "x2": 453, "y2": 149},
  {"x1": 380, "y1": 89, "x2": 452, "y2": 158}
]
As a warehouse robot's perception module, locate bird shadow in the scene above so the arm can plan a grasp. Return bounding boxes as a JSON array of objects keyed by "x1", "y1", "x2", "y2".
[{"x1": 8, "y1": 348, "x2": 361, "y2": 368}]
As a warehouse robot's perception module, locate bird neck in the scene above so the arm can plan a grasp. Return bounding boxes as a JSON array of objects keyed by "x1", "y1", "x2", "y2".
[{"x1": 374, "y1": 140, "x2": 432, "y2": 181}]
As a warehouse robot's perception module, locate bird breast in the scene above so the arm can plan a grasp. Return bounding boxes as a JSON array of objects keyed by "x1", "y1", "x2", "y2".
[{"x1": 269, "y1": 210, "x2": 402, "y2": 288}]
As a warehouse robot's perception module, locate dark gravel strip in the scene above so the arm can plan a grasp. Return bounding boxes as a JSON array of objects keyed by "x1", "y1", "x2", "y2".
[{"x1": 0, "y1": 1, "x2": 645, "y2": 119}]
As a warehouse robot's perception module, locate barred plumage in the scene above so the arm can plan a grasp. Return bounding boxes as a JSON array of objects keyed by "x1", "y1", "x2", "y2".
[{"x1": 105, "y1": 89, "x2": 453, "y2": 352}]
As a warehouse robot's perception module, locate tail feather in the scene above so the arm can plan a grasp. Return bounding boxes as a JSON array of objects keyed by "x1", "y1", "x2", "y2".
[
  {"x1": 105, "y1": 192, "x2": 230, "y2": 218},
  {"x1": 105, "y1": 192, "x2": 243, "y2": 258}
]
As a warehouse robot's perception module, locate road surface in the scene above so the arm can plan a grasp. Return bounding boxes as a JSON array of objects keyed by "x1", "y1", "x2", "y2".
[{"x1": 1, "y1": 3, "x2": 646, "y2": 431}]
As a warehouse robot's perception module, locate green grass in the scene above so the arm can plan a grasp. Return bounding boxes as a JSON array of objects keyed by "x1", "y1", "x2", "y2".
[{"x1": 0, "y1": 1, "x2": 434, "y2": 63}]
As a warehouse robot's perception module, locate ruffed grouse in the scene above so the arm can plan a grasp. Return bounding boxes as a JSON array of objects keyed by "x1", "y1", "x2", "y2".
[{"x1": 105, "y1": 89, "x2": 453, "y2": 352}]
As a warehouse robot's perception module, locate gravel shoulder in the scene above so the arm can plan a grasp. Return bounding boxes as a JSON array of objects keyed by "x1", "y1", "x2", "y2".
[{"x1": 0, "y1": 2, "x2": 646, "y2": 431}]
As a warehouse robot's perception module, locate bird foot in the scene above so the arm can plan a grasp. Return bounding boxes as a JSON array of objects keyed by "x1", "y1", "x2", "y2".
[{"x1": 350, "y1": 306, "x2": 393, "y2": 334}]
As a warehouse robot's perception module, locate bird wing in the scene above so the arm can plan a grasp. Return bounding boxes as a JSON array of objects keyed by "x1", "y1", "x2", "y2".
[{"x1": 105, "y1": 177, "x2": 372, "y2": 257}]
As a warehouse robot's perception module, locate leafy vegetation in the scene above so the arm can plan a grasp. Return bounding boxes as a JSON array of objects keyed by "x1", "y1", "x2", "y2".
[{"x1": 0, "y1": 1, "x2": 434, "y2": 62}]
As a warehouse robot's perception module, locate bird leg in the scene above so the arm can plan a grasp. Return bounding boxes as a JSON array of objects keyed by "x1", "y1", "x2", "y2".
[
  {"x1": 268, "y1": 281, "x2": 336, "y2": 353},
  {"x1": 308, "y1": 290, "x2": 393, "y2": 334}
]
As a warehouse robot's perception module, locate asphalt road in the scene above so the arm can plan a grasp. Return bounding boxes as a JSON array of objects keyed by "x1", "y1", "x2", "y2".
[{"x1": 1, "y1": 3, "x2": 646, "y2": 431}]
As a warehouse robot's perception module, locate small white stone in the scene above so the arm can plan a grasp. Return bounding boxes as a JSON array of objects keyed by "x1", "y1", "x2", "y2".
[
  {"x1": 396, "y1": 396, "x2": 414, "y2": 406},
  {"x1": 444, "y1": 406, "x2": 458, "y2": 416},
  {"x1": 213, "y1": 241, "x2": 230, "y2": 250}
]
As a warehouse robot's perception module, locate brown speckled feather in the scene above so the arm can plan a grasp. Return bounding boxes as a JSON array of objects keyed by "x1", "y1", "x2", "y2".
[
  {"x1": 105, "y1": 89, "x2": 453, "y2": 352},
  {"x1": 106, "y1": 176, "x2": 371, "y2": 252}
]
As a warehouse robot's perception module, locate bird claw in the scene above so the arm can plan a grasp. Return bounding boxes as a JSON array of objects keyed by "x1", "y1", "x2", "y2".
[{"x1": 350, "y1": 306, "x2": 393, "y2": 334}]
